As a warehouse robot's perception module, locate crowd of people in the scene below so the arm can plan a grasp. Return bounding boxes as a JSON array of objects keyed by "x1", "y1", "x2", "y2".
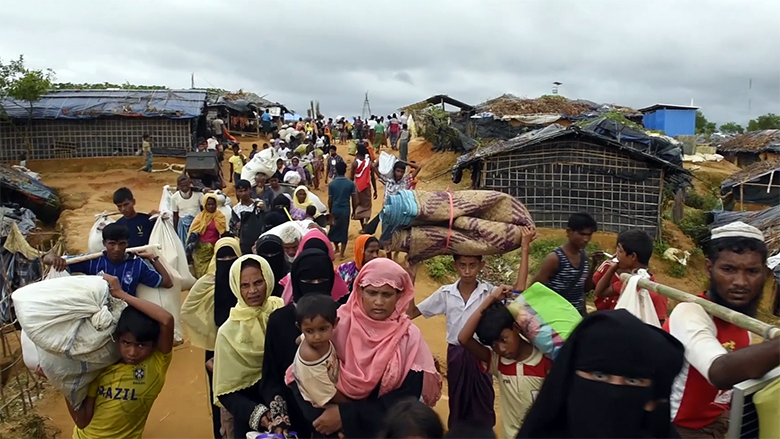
[{"x1": 37, "y1": 120, "x2": 780, "y2": 439}]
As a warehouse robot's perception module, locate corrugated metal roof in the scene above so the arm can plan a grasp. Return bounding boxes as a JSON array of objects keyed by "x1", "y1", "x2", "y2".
[{"x1": 1, "y1": 89, "x2": 207, "y2": 120}]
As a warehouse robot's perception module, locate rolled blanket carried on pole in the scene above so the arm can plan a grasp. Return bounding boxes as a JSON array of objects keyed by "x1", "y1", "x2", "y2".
[{"x1": 382, "y1": 190, "x2": 536, "y2": 263}]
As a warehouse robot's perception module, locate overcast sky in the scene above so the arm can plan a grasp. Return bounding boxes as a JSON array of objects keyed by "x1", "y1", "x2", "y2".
[{"x1": 1, "y1": 0, "x2": 778, "y2": 125}]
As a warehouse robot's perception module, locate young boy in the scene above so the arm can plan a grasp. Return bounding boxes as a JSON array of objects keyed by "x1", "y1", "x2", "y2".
[
  {"x1": 140, "y1": 134, "x2": 153, "y2": 172},
  {"x1": 171, "y1": 175, "x2": 203, "y2": 247},
  {"x1": 67, "y1": 273, "x2": 174, "y2": 439},
  {"x1": 529, "y1": 212, "x2": 604, "y2": 315},
  {"x1": 291, "y1": 294, "x2": 347, "y2": 409},
  {"x1": 407, "y1": 254, "x2": 497, "y2": 429},
  {"x1": 228, "y1": 144, "x2": 247, "y2": 184},
  {"x1": 593, "y1": 229, "x2": 669, "y2": 324},
  {"x1": 113, "y1": 187, "x2": 158, "y2": 248},
  {"x1": 249, "y1": 143, "x2": 259, "y2": 160}
]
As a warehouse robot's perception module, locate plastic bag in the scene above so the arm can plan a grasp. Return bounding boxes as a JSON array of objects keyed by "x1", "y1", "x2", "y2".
[
  {"x1": 506, "y1": 282, "x2": 582, "y2": 359},
  {"x1": 241, "y1": 148, "x2": 279, "y2": 186},
  {"x1": 616, "y1": 271, "x2": 661, "y2": 327},
  {"x1": 87, "y1": 212, "x2": 115, "y2": 253},
  {"x1": 148, "y1": 211, "x2": 196, "y2": 290},
  {"x1": 136, "y1": 258, "x2": 185, "y2": 346},
  {"x1": 20, "y1": 330, "x2": 39, "y2": 371},
  {"x1": 377, "y1": 151, "x2": 397, "y2": 178},
  {"x1": 12, "y1": 275, "x2": 126, "y2": 408}
]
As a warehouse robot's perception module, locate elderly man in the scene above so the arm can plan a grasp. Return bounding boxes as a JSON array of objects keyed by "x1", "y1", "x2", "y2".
[{"x1": 665, "y1": 221, "x2": 780, "y2": 439}]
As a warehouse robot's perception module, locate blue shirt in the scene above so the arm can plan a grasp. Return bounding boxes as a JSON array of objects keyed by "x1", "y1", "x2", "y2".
[
  {"x1": 328, "y1": 176, "x2": 356, "y2": 212},
  {"x1": 115, "y1": 214, "x2": 155, "y2": 248},
  {"x1": 68, "y1": 254, "x2": 163, "y2": 296},
  {"x1": 261, "y1": 113, "x2": 272, "y2": 122}
]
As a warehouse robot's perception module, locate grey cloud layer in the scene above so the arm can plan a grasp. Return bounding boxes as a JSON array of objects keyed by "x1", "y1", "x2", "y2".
[{"x1": 1, "y1": 0, "x2": 778, "y2": 124}]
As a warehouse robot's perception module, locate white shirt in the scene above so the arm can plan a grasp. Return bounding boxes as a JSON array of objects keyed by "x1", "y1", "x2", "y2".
[
  {"x1": 233, "y1": 201, "x2": 258, "y2": 217},
  {"x1": 400, "y1": 115, "x2": 408, "y2": 125},
  {"x1": 367, "y1": 120, "x2": 377, "y2": 129},
  {"x1": 279, "y1": 147, "x2": 291, "y2": 160},
  {"x1": 417, "y1": 280, "x2": 495, "y2": 345},
  {"x1": 170, "y1": 191, "x2": 203, "y2": 218}
]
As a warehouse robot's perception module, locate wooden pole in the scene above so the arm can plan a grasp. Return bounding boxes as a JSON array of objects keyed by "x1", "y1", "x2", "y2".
[
  {"x1": 619, "y1": 273, "x2": 780, "y2": 339},
  {"x1": 61, "y1": 244, "x2": 162, "y2": 266}
]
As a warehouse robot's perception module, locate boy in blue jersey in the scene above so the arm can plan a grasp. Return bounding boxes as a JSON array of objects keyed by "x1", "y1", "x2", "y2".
[
  {"x1": 43, "y1": 223, "x2": 173, "y2": 296},
  {"x1": 113, "y1": 187, "x2": 159, "y2": 248}
]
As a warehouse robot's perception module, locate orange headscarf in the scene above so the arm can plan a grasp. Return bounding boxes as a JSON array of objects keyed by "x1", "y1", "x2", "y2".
[{"x1": 353, "y1": 234, "x2": 372, "y2": 270}]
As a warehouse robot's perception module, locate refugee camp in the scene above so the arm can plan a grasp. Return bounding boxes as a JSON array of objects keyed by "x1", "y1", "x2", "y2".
[{"x1": 0, "y1": 2, "x2": 779, "y2": 439}]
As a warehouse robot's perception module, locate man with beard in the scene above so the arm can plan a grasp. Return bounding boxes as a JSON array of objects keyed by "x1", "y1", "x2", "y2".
[{"x1": 665, "y1": 221, "x2": 780, "y2": 439}]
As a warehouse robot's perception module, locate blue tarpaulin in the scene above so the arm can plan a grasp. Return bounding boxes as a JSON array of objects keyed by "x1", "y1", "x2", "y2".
[{"x1": 1, "y1": 89, "x2": 207, "y2": 120}]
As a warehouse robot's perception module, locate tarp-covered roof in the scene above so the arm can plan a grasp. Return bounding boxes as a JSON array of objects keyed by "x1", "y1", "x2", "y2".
[
  {"x1": 207, "y1": 90, "x2": 292, "y2": 115},
  {"x1": 1, "y1": 89, "x2": 207, "y2": 120},
  {"x1": 722, "y1": 158, "x2": 780, "y2": 189},
  {"x1": 717, "y1": 130, "x2": 780, "y2": 154},
  {"x1": 451, "y1": 119, "x2": 688, "y2": 181},
  {"x1": 401, "y1": 94, "x2": 474, "y2": 112}
]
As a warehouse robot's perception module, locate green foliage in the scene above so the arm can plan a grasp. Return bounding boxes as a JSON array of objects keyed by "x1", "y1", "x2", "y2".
[
  {"x1": 719, "y1": 122, "x2": 744, "y2": 135},
  {"x1": 0, "y1": 54, "x2": 55, "y2": 105},
  {"x1": 653, "y1": 239, "x2": 670, "y2": 257},
  {"x1": 677, "y1": 210, "x2": 709, "y2": 246},
  {"x1": 747, "y1": 113, "x2": 780, "y2": 131},
  {"x1": 684, "y1": 188, "x2": 720, "y2": 211},
  {"x1": 52, "y1": 81, "x2": 168, "y2": 90},
  {"x1": 665, "y1": 262, "x2": 688, "y2": 278},
  {"x1": 695, "y1": 110, "x2": 717, "y2": 135},
  {"x1": 424, "y1": 255, "x2": 457, "y2": 282}
]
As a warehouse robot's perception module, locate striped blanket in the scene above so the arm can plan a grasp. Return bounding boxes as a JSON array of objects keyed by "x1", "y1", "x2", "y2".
[{"x1": 385, "y1": 190, "x2": 536, "y2": 263}]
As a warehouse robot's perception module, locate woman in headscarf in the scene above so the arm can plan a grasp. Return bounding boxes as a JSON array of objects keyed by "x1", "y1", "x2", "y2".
[
  {"x1": 293, "y1": 185, "x2": 328, "y2": 225},
  {"x1": 291, "y1": 258, "x2": 442, "y2": 438},
  {"x1": 213, "y1": 255, "x2": 284, "y2": 439},
  {"x1": 189, "y1": 193, "x2": 227, "y2": 277},
  {"x1": 180, "y1": 237, "x2": 241, "y2": 439},
  {"x1": 279, "y1": 229, "x2": 350, "y2": 305},
  {"x1": 257, "y1": 248, "x2": 337, "y2": 438},
  {"x1": 263, "y1": 194, "x2": 293, "y2": 231},
  {"x1": 254, "y1": 235, "x2": 289, "y2": 297},
  {"x1": 337, "y1": 234, "x2": 381, "y2": 293},
  {"x1": 517, "y1": 309, "x2": 685, "y2": 439}
]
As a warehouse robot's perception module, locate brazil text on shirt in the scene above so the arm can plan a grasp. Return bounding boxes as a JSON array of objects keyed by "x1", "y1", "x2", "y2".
[
  {"x1": 96, "y1": 385, "x2": 139, "y2": 401},
  {"x1": 68, "y1": 253, "x2": 162, "y2": 296}
]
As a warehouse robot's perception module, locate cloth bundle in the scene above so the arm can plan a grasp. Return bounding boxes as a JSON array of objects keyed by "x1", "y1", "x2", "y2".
[
  {"x1": 616, "y1": 270, "x2": 661, "y2": 327},
  {"x1": 384, "y1": 190, "x2": 536, "y2": 263},
  {"x1": 506, "y1": 282, "x2": 582, "y2": 359}
]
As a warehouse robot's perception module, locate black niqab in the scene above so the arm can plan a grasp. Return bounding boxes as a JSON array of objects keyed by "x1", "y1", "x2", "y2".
[
  {"x1": 255, "y1": 234, "x2": 289, "y2": 297},
  {"x1": 290, "y1": 248, "x2": 335, "y2": 303},
  {"x1": 213, "y1": 245, "x2": 239, "y2": 327},
  {"x1": 517, "y1": 310, "x2": 684, "y2": 439}
]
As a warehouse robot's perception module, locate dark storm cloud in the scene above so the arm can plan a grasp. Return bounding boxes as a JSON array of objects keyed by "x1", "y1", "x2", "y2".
[{"x1": 1, "y1": 0, "x2": 777, "y2": 125}]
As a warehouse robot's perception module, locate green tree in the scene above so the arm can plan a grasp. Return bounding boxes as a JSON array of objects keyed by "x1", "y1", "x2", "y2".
[
  {"x1": 719, "y1": 122, "x2": 745, "y2": 135},
  {"x1": 0, "y1": 55, "x2": 55, "y2": 155},
  {"x1": 747, "y1": 113, "x2": 780, "y2": 131},
  {"x1": 695, "y1": 110, "x2": 716, "y2": 134}
]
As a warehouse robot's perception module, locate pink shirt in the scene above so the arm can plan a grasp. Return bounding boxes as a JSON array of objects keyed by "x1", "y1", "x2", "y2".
[{"x1": 199, "y1": 221, "x2": 220, "y2": 244}]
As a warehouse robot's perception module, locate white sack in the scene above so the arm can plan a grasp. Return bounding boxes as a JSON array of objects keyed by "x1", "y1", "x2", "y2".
[
  {"x1": 148, "y1": 211, "x2": 196, "y2": 290},
  {"x1": 136, "y1": 258, "x2": 185, "y2": 346},
  {"x1": 12, "y1": 275, "x2": 126, "y2": 408},
  {"x1": 377, "y1": 151, "x2": 398, "y2": 179},
  {"x1": 214, "y1": 191, "x2": 234, "y2": 223},
  {"x1": 615, "y1": 270, "x2": 661, "y2": 328},
  {"x1": 158, "y1": 185, "x2": 176, "y2": 214},
  {"x1": 88, "y1": 213, "x2": 115, "y2": 253},
  {"x1": 241, "y1": 148, "x2": 279, "y2": 186},
  {"x1": 21, "y1": 330, "x2": 39, "y2": 371}
]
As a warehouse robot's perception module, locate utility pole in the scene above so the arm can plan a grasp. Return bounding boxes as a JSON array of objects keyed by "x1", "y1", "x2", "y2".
[
  {"x1": 191, "y1": 73, "x2": 195, "y2": 89},
  {"x1": 362, "y1": 92, "x2": 372, "y2": 120}
]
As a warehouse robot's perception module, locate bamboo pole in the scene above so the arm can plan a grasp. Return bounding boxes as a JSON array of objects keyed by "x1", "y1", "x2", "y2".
[
  {"x1": 619, "y1": 273, "x2": 780, "y2": 339},
  {"x1": 61, "y1": 244, "x2": 162, "y2": 266}
]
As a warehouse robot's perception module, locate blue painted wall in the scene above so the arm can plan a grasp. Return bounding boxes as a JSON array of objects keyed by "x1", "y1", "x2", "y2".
[{"x1": 642, "y1": 108, "x2": 696, "y2": 136}]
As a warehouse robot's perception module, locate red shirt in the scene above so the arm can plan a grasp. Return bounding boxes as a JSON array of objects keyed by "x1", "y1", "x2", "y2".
[{"x1": 592, "y1": 262, "x2": 668, "y2": 322}]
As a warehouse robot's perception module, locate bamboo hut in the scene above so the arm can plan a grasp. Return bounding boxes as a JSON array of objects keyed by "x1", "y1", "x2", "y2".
[
  {"x1": 451, "y1": 123, "x2": 688, "y2": 237},
  {"x1": 717, "y1": 130, "x2": 780, "y2": 168},
  {"x1": 720, "y1": 159, "x2": 780, "y2": 210}
]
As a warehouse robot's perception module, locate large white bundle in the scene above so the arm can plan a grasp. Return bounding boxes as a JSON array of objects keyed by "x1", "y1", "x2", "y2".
[
  {"x1": 241, "y1": 148, "x2": 279, "y2": 186},
  {"x1": 377, "y1": 151, "x2": 398, "y2": 179},
  {"x1": 158, "y1": 185, "x2": 176, "y2": 214},
  {"x1": 20, "y1": 330, "x2": 38, "y2": 371},
  {"x1": 87, "y1": 213, "x2": 115, "y2": 253},
  {"x1": 616, "y1": 270, "x2": 661, "y2": 328},
  {"x1": 136, "y1": 258, "x2": 184, "y2": 346},
  {"x1": 148, "y1": 209, "x2": 196, "y2": 290},
  {"x1": 12, "y1": 276, "x2": 126, "y2": 408}
]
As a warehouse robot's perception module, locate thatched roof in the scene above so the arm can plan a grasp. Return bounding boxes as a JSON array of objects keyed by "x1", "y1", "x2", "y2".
[
  {"x1": 207, "y1": 89, "x2": 292, "y2": 114},
  {"x1": 474, "y1": 94, "x2": 641, "y2": 118},
  {"x1": 717, "y1": 130, "x2": 780, "y2": 154},
  {"x1": 721, "y1": 158, "x2": 780, "y2": 188},
  {"x1": 400, "y1": 95, "x2": 474, "y2": 113}
]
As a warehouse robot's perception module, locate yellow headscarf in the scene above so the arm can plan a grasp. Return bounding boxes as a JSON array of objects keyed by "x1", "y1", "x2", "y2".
[
  {"x1": 180, "y1": 237, "x2": 241, "y2": 350},
  {"x1": 212, "y1": 255, "x2": 284, "y2": 402},
  {"x1": 189, "y1": 193, "x2": 227, "y2": 236},
  {"x1": 293, "y1": 185, "x2": 314, "y2": 211}
]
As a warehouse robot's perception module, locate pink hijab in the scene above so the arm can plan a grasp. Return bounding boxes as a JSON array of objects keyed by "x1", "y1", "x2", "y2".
[
  {"x1": 280, "y1": 229, "x2": 349, "y2": 304},
  {"x1": 332, "y1": 258, "x2": 442, "y2": 406}
]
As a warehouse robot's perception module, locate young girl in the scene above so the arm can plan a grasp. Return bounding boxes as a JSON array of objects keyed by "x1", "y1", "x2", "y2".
[{"x1": 290, "y1": 294, "x2": 348, "y2": 409}]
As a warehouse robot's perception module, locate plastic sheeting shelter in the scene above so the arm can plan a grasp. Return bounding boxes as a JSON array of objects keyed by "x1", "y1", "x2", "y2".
[{"x1": 0, "y1": 89, "x2": 207, "y2": 161}]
